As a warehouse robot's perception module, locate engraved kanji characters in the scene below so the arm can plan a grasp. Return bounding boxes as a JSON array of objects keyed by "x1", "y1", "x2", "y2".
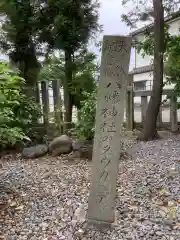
[
  {"x1": 105, "y1": 90, "x2": 120, "y2": 103},
  {"x1": 96, "y1": 184, "x2": 109, "y2": 203}
]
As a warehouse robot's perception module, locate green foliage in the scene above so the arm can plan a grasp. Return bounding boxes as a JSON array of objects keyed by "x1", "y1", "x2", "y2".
[
  {"x1": 134, "y1": 24, "x2": 171, "y2": 59},
  {"x1": 0, "y1": 0, "x2": 100, "y2": 132},
  {"x1": 133, "y1": 19, "x2": 180, "y2": 108},
  {"x1": 39, "y1": 50, "x2": 98, "y2": 108},
  {"x1": 0, "y1": 0, "x2": 41, "y2": 86},
  {"x1": 133, "y1": 23, "x2": 180, "y2": 99},
  {"x1": 36, "y1": 0, "x2": 100, "y2": 128},
  {"x1": 36, "y1": 0, "x2": 101, "y2": 53},
  {"x1": 121, "y1": 0, "x2": 179, "y2": 28},
  {"x1": 0, "y1": 0, "x2": 101, "y2": 64},
  {"x1": 0, "y1": 61, "x2": 41, "y2": 148},
  {"x1": 0, "y1": 0, "x2": 101, "y2": 75},
  {"x1": 165, "y1": 35, "x2": 180, "y2": 100},
  {"x1": 71, "y1": 90, "x2": 97, "y2": 140},
  {"x1": 70, "y1": 50, "x2": 98, "y2": 109}
]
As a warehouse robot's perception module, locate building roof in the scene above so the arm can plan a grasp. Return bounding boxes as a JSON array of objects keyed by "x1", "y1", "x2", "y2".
[
  {"x1": 130, "y1": 11, "x2": 180, "y2": 37},
  {"x1": 129, "y1": 64, "x2": 153, "y2": 75}
]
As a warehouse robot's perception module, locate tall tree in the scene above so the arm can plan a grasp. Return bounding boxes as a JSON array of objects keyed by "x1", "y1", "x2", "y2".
[
  {"x1": 36, "y1": 0, "x2": 100, "y2": 131},
  {"x1": 39, "y1": 50, "x2": 98, "y2": 110},
  {"x1": 132, "y1": 21, "x2": 180, "y2": 106},
  {"x1": 70, "y1": 49, "x2": 98, "y2": 109},
  {"x1": 0, "y1": 0, "x2": 42, "y2": 95},
  {"x1": 165, "y1": 35, "x2": 180, "y2": 99},
  {"x1": 122, "y1": 0, "x2": 168, "y2": 140},
  {"x1": 138, "y1": 0, "x2": 164, "y2": 140},
  {"x1": 0, "y1": 0, "x2": 100, "y2": 131}
]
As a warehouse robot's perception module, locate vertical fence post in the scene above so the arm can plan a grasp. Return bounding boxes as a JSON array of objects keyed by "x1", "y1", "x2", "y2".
[
  {"x1": 35, "y1": 82, "x2": 40, "y2": 105},
  {"x1": 126, "y1": 74, "x2": 134, "y2": 131},
  {"x1": 41, "y1": 81, "x2": 49, "y2": 129},
  {"x1": 157, "y1": 105, "x2": 162, "y2": 128},
  {"x1": 141, "y1": 96, "x2": 148, "y2": 125},
  {"x1": 170, "y1": 94, "x2": 178, "y2": 132},
  {"x1": 52, "y1": 80, "x2": 62, "y2": 134}
]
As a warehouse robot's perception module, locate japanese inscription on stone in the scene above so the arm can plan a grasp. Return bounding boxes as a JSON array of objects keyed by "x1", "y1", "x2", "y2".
[{"x1": 87, "y1": 35, "x2": 132, "y2": 224}]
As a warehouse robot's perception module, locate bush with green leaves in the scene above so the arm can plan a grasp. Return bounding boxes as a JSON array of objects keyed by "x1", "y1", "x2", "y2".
[
  {"x1": 71, "y1": 90, "x2": 97, "y2": 140},
  {"x1": 0, "y1": 62, "x2": 41, "y2": 148}
]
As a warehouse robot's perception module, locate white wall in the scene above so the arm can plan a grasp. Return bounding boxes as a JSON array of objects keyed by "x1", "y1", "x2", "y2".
[
  {"x1": 134, "y1": 17, "x2": 180, "y2": 69},
  {"x1": 133, "y1": 72, "x2": 176, "y2": 104},
  {"x1": 168, "y1": 17, "x2": 180, "y2": 35},
  {"x1": 134, "y1": 72, "x2": 175, "y2": 89},
  {"x1": 132, "y1": 17, "x2": 180, "y2": 104},
  {"x1": 133, "y1": 72, "x2": 152, "y2": 104},
  {"x1": 134, "y1": 34, "x2": 153, "y2": 68},
  {"x1": 133, "y1": 71, "x2": 153, "y2": 83}
]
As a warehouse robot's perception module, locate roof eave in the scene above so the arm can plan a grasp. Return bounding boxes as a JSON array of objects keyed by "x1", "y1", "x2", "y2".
[
  {"x1": 129, "y1": 64, "x2": 154, "y2": 74},
  {"x1": 130, "y1": 11, "x2": 180, "y2": 37}
]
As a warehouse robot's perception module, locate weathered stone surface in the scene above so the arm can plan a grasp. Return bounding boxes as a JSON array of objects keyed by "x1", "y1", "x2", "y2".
[
  {"x1": 49, "y1": 135, "x2": 72, "y2": 156},
  {"x1": 72, "y1": 140, "x2": 93, "y2": 160},
  {"x1": 22, "y1": 144, "x2": 48, "y2": 158},
  {"x1": 87, "y1": 35, "x2": 132, "y2": 225}
]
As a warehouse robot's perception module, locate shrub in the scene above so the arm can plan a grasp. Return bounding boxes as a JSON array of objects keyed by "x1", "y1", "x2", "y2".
[
  {"x1": 0, "y1": 61, "x2": 41, "y2": 148},
  {"x1": 71, "y1": 90, "x2": 97, "y2": 140}
]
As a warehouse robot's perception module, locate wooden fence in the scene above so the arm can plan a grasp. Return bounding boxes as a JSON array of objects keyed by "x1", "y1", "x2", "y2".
[
  {"x1": 38, "y1": 77, "x2": 179, "y2": 134},
  {"x1": 126, "y1": 75, "x2": 178, "y2": 132}
]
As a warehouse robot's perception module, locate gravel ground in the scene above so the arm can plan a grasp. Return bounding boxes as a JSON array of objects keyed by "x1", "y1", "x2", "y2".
[{"x1": 0, "y1": 135, "x2": 180, "y2": 240}]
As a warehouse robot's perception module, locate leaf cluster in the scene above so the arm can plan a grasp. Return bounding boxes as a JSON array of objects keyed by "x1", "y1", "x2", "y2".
[
  {"x1": 0, "y1": 61, "x2": 41, "y2": 148},
  {"x1": 39, "y1": 50, "x2": 98, "y2": 109},
  {"x1": 71, "y1": 90, "x2": 97, "y2": 140}
]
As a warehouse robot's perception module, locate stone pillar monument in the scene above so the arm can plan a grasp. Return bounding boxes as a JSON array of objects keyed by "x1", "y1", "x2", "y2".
[{"x1": 87, "y1": 35, "x2": 132, "y2": 228}]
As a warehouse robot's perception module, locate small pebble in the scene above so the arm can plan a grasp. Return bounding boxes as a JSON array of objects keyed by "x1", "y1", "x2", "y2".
[{"x1": 0, "y1": 135, "x2": 180, "y2": 239}]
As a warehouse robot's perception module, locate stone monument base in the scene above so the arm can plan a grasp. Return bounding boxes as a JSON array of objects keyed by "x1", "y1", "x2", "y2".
[
  {"x1": 86, "y1": 219, "x2": 112, "y2": 229},
  {"x1": 86, "y1": 219, "x2": 118, "y2": 230}
]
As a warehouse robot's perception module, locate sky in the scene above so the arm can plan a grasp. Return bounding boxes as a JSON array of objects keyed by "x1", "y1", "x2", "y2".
[
  {"x1": 99, "y1": 0, "x2": 130, "y2": 36},
  {"x1": 0, "y1": 0, "x2": 136, "y2": 67},
  {"x1": 89, "y1": 0, "x2": 135, "y2": 69}
]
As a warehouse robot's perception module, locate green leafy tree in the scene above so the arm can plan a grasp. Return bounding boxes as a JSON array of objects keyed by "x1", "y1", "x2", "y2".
[
  {"x1": 134, "y1": 25, "x2": 180, "y2": 102},
  {"x1": 0, "y1": 61, "x2": 41, "y2": 148},
  {"x1": 122, "y1": 0, "x2": 166, "y2": 140},
  {"x1": 0, "y1": 0, "x2": 42, "y2": 93},
  {"x1": 134, "y1": 25, "x2": 171, "y2": 61},
  {"x1": 36, "y1": 0, "x2": 101, "y2": 131},
  {"x1": 1, "y1": 0, "x2": 100, "y2": 133},
  {"x1": 165, "y1": 35, "x2": 180, "y2": 100},
  {"x1": 39, "y1": 50, "x2": 98, "y2": 109},
  {"x1": 38, "y1": 49, "x2": 98, "y2": 134},
  {"x1": 71, "y1": 90, "x2": 97, "y2": 140},
  {"x1": 70, "y1": 49, "x2": 98, "y2": 109}
]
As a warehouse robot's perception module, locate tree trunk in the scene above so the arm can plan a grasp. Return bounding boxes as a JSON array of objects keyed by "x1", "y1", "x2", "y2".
[
  {"x1": 17, "y1": 52, "x2": 40, "y2": 96},
  {"x1": 52, "y1": 79, "x2": 63, "y2": 134},
  {"x1": 64, "y1": 50, "x2": 73, "y2": 133},
  {"x1": 138, "y1": 0, "x2": 164, "y2": 141}
]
